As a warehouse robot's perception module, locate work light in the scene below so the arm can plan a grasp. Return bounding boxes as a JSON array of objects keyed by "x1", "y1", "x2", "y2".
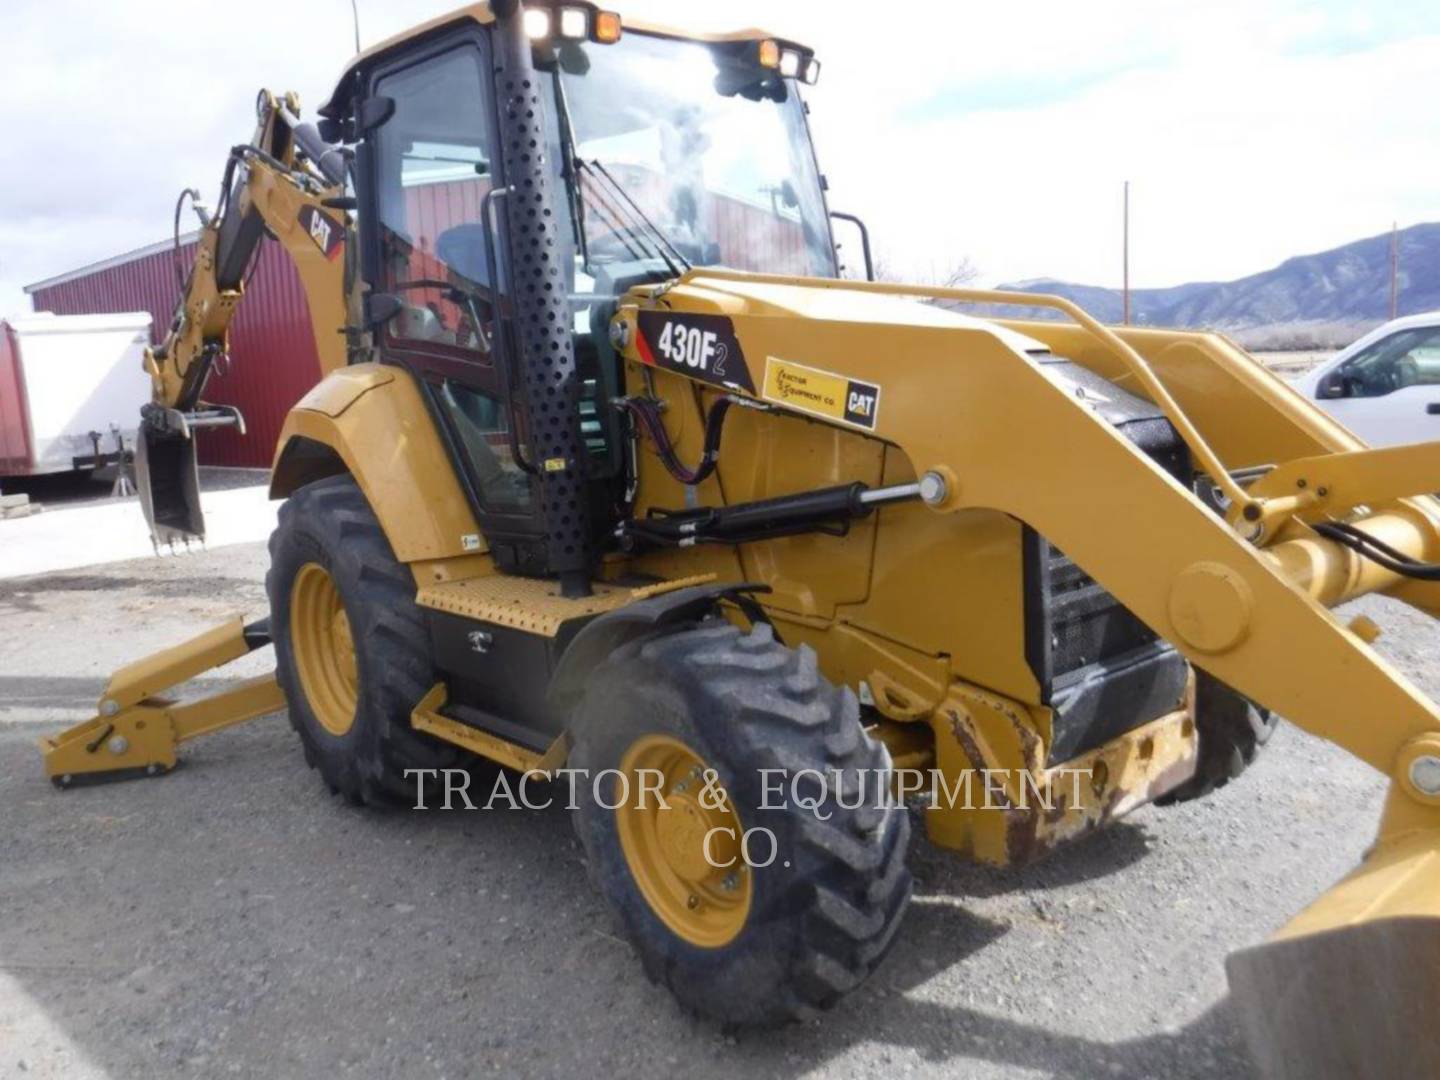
[
  {"x1": 778, "y1": 48, "x2": 803, "y2": 78},
  {"x1": 523, "y1": 8, "x2": 551, "y2": 38},
  {"x1": 558, "y1": 6, "x2": 589, "y2": 39},
  {"x1": 594, "y1": 10, "x2": 622, "y2": 42}
]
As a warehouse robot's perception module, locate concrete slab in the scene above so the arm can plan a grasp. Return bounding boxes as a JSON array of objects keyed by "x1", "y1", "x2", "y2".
[{"x1": 0, "y1": 486, "x2": 276, "y2": 579}]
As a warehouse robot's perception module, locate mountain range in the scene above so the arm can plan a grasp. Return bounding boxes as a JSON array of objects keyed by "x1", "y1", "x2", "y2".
[{"x1": 961, "y1": 222, "x2": 1440, "y2": 333}]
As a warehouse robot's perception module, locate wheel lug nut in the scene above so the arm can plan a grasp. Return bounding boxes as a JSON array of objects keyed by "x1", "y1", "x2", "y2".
[{"x1": 687, "y1": 894, "x2": 700, "y2": 910}]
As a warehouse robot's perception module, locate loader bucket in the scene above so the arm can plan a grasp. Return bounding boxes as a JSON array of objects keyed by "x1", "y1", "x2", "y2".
[
  {"x1": 1227, "y1": 823, "x2": 1440, "y2": 1079},
  {"x1": 135, "y1": 424, "x2": 205, "y2": 546}
]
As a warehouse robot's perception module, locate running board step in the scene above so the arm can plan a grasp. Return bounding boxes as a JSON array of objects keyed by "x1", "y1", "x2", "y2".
[{"x1": 410, "y1": 683, "x2": 565, "y2": 775}]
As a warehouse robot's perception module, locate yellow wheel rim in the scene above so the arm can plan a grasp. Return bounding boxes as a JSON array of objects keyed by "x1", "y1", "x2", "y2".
[
  {"x1": 290, "y1": 562, "x2": 359, "y2": 737},
  {"x1": 615, "y1": 735, "x2": 752, "y2": 948}
]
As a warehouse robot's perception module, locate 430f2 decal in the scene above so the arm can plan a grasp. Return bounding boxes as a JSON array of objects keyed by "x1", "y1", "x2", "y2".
[{"x1": 636, "y1": 311, "x2": 755, "y2": 393}]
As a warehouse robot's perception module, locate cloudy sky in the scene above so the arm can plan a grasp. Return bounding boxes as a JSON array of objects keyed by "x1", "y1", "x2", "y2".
[{"x1": 2, "y1": 0, "x2": 1437, "y2": 315}]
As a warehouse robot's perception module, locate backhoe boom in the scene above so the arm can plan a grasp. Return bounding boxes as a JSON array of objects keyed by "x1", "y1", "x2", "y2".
[{"x1": 136, "y1": 91, "x2": 352, "y2": 547}]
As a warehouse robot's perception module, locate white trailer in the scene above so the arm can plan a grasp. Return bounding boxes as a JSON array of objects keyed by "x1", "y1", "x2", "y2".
[{"x1": 0, "y1": 312, "x2": 152, "y2": 477}]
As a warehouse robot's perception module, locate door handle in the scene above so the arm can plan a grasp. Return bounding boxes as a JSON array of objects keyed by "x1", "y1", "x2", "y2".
[{"x1": 1428, "y1": 403, "x2": 1440, "y2": 416}]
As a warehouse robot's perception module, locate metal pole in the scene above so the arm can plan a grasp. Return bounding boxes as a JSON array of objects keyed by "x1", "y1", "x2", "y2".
[
  {"x1": 1390, "y1": 222, "x2": 1399, "y2": 321},
  {"x1": 1122, "y1": 181, "x2": 1131, "y2": 326}
]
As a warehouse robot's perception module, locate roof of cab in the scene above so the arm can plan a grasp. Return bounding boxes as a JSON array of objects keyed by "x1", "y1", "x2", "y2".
[{"x1": 320, "y1": 2, "x2": 792, "y2": 117}]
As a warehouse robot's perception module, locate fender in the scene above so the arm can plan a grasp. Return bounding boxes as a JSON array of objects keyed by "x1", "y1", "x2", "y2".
[
  {"x1": 270, "y1": 363, "x2": 482, "y2": 562},
  {"x1": 548, "y1": 582, "x2": 769, "y2": 717}
]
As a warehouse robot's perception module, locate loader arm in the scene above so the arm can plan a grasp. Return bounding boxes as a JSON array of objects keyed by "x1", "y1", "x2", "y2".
[
  {"x1": 137, "y1": 90, "x2": 354, "y2": 547},
  {"x1": 616, "y1": 267, "x2": 1440, "y2": 1076},
  {"x1": 631, "y1": 268, "x2": 1440, "y2": 775}
]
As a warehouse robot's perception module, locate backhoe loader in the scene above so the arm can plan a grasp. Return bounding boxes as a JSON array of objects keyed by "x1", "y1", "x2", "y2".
[{"x1": 38, "y1": 1, "x2": 1440, "y2": 1071}]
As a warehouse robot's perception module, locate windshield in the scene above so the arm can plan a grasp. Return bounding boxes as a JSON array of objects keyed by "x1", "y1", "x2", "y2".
[{"x1": 541, "y1": 32, "x2": 836, "y2": 284}]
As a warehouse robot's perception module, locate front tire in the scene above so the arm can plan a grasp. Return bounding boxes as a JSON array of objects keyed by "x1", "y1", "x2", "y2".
[
  {"x1": 570, "y1": 620, "x2": 912, "y2": 1026},
  {"x1": 1157, "y1": 670, "x2": 1278, "y2": 804},
  {"x1": 267, "y1": 475, "x2": 463, "y2": 805}
]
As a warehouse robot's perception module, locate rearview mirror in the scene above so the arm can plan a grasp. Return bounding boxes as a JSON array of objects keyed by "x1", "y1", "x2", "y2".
[
  {"x1": 1318, "y1": 371, "x2": 1348, "y2": 399},
  {"x1": 364, "y1": 292, "x2": 404, "y2": 329}
]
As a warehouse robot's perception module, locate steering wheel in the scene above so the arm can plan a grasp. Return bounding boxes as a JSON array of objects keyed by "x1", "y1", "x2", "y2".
[{"x1": 391, "y1": 278, "x2": 497, "y2": 351}]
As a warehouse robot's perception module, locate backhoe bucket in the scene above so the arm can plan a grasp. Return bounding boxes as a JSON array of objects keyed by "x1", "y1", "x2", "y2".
[
  {"x1": 135, "y1": 424, "x2": 205, "y2": 546},
  {"x1": 1227, "y1": 821, "x2": 1440, "y2": 1079}
]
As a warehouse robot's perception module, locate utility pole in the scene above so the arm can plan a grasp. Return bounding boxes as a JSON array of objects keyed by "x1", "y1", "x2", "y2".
[
  {"x1": 1122, "y1": 181, "x2": 1131, "y2": 326},
  {"x1": 1390, "y1": 222, "x2": 1400, "y2": 321}
]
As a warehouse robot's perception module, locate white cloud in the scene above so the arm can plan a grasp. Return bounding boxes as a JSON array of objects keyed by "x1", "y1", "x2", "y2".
[{"x1": 1, "y1": 0, "x2": 1435, "y2": 314}]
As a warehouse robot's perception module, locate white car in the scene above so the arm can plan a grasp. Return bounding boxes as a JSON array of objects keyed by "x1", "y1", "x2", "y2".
[{"x1": 1292, "y1": 312, "x2": 1440, "y2": 447}]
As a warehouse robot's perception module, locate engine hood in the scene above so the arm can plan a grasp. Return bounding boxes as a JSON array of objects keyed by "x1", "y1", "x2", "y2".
[{"x1": 648, "y1": 271, "x2": 1053, "y2": 357}]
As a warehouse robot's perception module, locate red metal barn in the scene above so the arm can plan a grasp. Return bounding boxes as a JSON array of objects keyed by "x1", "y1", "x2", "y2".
[
  {"x1": 22, "y1": 182, "x2": 803, "y2": 470},
  {"x1": 24, "y1": 234, "x2": 321, "y2": 468}
]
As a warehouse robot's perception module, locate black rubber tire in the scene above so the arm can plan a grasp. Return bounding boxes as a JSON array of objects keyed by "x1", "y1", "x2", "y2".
[
  {"x1": 267, "y1": 475, "x2": 464, "y2": 806},
  {"x1": 1156, "y1": 670, "x2": 1278, "y2": 805},
  {"x1": 570, "y1": 620, "x2": 912, "y2": 1026}
]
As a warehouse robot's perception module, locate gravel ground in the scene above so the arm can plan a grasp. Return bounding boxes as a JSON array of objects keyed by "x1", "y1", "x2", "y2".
[{"x1": 2, "y1": 543, "x2": 1435, "y2": 1079}]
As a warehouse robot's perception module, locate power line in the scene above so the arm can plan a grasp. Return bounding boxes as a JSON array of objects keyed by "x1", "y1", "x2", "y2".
[
  {"x1": 1122, "y1": 181, "x2": 1131, "y2": 326},
  {"x1": 1390, "y1": 221, "x2": 1399, "y2": 321}
]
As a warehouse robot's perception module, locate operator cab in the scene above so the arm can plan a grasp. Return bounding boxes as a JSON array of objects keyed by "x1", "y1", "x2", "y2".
[{"x1": 321, "y1": 2, "x2": 832, "y2": 580}]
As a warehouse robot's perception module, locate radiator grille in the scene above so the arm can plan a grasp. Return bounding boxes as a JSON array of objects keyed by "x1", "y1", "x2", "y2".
[{"x1": 1024, "y1": 358, "x2": 1195, "y2": 761}]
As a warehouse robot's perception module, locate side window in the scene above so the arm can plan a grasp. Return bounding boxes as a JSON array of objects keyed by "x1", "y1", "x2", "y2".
[
  {"x1": 373, "y1": 48, "x2": 497, "y2": 355},
  {"x1": 1339, "y1": 327, "x2": 1440, "y2": 398},
  {"x1": 433, "y1": 381, "x2": 534, "y2": 513}
]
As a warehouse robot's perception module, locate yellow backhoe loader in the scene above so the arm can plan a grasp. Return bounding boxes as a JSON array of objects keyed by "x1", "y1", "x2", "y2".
[{"x1": 38, "y1": 2, "x2": 1440, "y2": 1071}]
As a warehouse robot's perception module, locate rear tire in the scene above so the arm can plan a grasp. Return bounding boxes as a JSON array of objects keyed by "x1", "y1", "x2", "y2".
[
  {"x1": 1157, "y1": 670, "x2": 1277, "y2": 805},
  {"x1": 570, "y1": 620, "x2": 912, "y2": 1026},
  {"x1": 267, "y1": 475, "x2": 464, "y2": 805}
]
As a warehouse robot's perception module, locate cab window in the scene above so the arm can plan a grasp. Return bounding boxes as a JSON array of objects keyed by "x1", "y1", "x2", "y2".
[
  {"x1": 1334, "y1": 326, "x2": 1440, "y2": 398},
  {"x1": 372, "y1": 46, "x2": 497, "y2": 355}
]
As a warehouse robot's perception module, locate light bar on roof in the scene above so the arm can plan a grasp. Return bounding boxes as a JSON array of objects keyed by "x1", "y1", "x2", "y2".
[
  {"x1": 754, "y1": 39, "x2": 820, "y2": 83},
  {"x1": 519, "y1": 4, "x2": 620, "y2": 45}
]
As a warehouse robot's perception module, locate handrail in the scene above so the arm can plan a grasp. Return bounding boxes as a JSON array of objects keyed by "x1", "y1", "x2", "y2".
[{"x1": 676, "y1": 268, "x2": 1256, "y2": 515}]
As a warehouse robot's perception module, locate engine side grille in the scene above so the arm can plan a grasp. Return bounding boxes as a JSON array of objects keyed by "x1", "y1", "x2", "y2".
[
  {"x1": 1045, "y1": 542, "x2": 1161, "y2": 677},
  {"x1": 1024, "y1": 358, "x2": 1194, "y2": 763}
]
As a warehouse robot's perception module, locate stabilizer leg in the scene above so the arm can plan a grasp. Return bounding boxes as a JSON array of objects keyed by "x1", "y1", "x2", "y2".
[{"x1": 41, "y1": 617, "x2": 282, "y2": 787}]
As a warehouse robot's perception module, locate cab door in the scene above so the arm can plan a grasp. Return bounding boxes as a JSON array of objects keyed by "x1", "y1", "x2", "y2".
[{"x1": 359, "y1": 31, "x2": 557, "y2": 573}]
